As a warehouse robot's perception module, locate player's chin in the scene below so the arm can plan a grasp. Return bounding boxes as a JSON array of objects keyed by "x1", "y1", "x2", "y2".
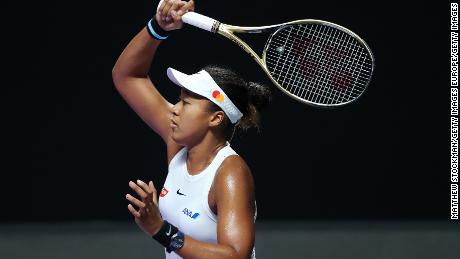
[
  {"x1": 172, "y1": 129, "x2": 202, "y2": 147},
  {"x1": 171, "y1": 130, "x2": 186, "y2": 145}
]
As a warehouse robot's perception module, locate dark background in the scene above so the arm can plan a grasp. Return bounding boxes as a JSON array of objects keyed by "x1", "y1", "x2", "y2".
[{"x1": 2, "y1": 1, "x2": 449, "y2": 222}]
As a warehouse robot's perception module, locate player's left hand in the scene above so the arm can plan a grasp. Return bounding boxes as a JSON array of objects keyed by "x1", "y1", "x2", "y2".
[{"x1": 126, "y1": 179, "x2": 164, "y2": 236}]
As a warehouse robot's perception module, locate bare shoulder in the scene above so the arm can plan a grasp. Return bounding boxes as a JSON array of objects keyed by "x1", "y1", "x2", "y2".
[
  {"x1": 214, "y1": 155, "x2": 256, "y2": 257},
  {"x1": 214, "y1": 155, "x2": 255, "y2": 201},
  {"x1": 218, "y1": 155, "x2": 253, "y2": 182}
]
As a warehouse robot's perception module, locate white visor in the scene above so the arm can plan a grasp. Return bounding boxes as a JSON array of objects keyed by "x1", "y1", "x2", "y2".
[{"x1": 167, "y1": 67, "x2": 243, "y2": 124}]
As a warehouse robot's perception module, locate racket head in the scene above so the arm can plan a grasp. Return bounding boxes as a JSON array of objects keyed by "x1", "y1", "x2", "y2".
[{"x1": 262, "y1": 20, "x2": 375, "y2": 107}]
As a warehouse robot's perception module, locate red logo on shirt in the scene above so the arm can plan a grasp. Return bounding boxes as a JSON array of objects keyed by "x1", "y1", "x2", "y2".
[{"x1": 160, "y1": 187, "x2": 169, "y2": 197}]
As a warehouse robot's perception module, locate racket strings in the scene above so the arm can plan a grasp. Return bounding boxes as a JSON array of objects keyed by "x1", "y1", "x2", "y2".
[
  {"x1": 270, "y1": 25, "x2": 370, "y2": 101},
  {"x1": 275, "y1": 25, "x2": 344, "y2": 103},
  {"x1": 305, "y1": 26, "x2": 368, "y2": 103},
  {"x1": 265, "y1": 23, "x2": 373, "y2": 105},
  {"x1": 276, "y1": 28, "x2": 370, "y2": 104},
  {"x1": 268, "y1": 25, "x2": 371, "y2": 103}
]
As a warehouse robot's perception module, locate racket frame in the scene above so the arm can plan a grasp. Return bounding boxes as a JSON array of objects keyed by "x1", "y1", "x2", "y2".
[{"x1": 187, "y1": 14, "x2": 375, "y2": 107}]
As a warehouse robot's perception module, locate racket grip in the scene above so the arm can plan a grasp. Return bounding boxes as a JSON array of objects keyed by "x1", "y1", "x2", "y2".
[{"x1": 182, "y1": 12, "x2": 220, "y2": 33}]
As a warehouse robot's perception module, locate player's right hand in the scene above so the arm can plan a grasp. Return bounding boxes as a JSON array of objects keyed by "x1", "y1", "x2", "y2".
[{"x1": 156, "y1": 0, "x2": 195, "y2": 31}]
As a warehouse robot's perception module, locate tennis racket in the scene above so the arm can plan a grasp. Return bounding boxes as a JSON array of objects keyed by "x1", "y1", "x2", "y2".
[{"x1": 182, "y1": 12, "x2": 375, "y2": 107}]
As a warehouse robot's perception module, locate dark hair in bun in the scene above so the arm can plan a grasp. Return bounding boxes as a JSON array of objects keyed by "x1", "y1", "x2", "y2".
[{"x1": 203, "y1": 65, "x2": 271, "y2": 140}]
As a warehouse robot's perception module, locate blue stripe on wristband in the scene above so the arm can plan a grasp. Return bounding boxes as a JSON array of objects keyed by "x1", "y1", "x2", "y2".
[{"x1": 147, "y1": 19, "x2": 169, "y2": 40}]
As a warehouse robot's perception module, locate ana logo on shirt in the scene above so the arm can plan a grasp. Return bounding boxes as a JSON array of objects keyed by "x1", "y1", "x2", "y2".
[{"x1": 182, "y1": 208, "x2": 200, "y2": 219}]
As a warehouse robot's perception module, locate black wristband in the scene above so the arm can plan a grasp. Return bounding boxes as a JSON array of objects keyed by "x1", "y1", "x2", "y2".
[
  {"x1": 147, "y1": 18, "x2": 171, "y2": 40},
  {"x1": 152, "y1": 220, "x2": 179, "y2": 247},
  {"x1": 166, "y1": 231, "x2": 185, "y2": 253}
]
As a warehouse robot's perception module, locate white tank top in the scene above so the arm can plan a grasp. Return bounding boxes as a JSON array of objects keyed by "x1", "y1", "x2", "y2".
[{"x1": 158, "y1": 142, "x2": 257, "y2": 259}]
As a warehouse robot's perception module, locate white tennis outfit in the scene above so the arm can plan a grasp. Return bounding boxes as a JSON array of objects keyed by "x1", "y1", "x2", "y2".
[{"x1": 158, "y1": 142, "x2": 257, "y2": 258}]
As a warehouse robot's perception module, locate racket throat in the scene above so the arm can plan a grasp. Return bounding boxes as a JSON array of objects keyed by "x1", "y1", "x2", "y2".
[
  {"x1": 211, "y1": 21, "x2": 221, "y2": 33},
  {"x1": 217, "y1": 29, "x2": 265, "y2": 67}
]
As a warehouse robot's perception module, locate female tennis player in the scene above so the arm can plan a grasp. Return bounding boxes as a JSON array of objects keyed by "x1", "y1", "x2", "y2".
[{"x1": 112, "y1": 0, "x2": 270, "y2": 258}]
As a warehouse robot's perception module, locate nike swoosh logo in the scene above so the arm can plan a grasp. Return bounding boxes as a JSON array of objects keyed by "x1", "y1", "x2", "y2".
[
  {"x1": 177, "y1": 189, "x2": 186, "y2": 196},
  {"x1": 166, "y1": 225, "x2": 171, "y2": 236}
]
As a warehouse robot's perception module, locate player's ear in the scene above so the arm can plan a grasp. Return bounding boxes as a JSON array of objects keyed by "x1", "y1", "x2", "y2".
[{"x1": 209, "y1": 110, "x2": 225, "y2": 127}]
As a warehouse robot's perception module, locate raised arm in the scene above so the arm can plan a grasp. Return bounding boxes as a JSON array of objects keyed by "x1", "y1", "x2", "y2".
[
  {"x1": 112, "y1": 28, "x2": 171, "y2": 139},
  {"x1": 112, "y1": 0, "x2": 194, "y2": 161}
]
